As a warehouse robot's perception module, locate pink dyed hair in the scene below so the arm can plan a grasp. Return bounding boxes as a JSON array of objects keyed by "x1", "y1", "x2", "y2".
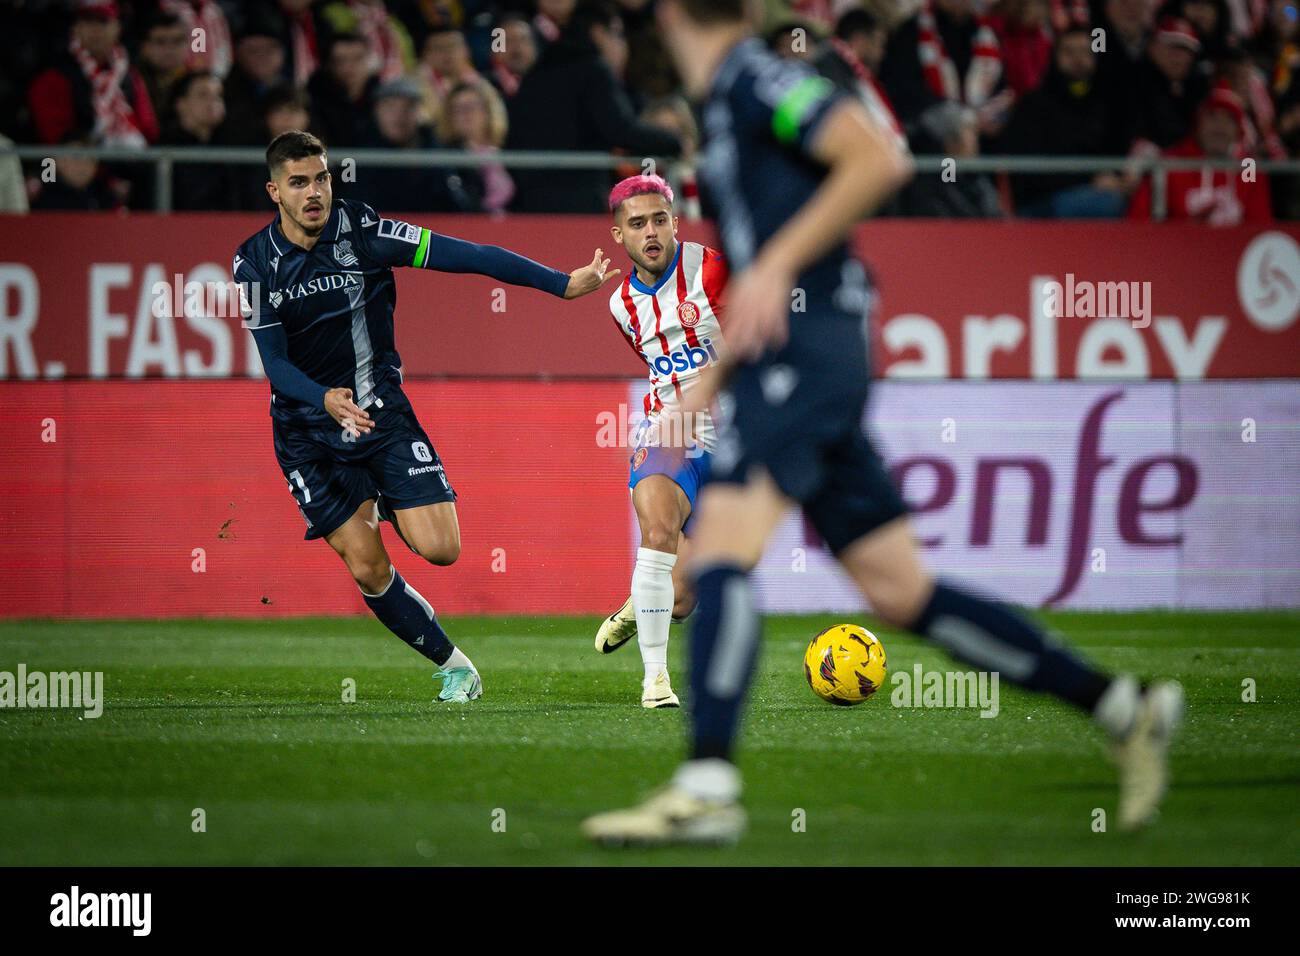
[{"x1": 608, "y1": 174, "x2": 674, "y2": 215}]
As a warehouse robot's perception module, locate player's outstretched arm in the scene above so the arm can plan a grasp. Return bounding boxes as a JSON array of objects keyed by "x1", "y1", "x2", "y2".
[{"x1": 412, "y1": 227, "x2": 619, "y2": 299}]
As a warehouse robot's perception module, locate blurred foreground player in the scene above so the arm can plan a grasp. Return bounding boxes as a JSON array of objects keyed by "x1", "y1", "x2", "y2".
[
  {"x1": 234, "y1": 131, "x2": 617, "y2": 703},
  {"x1": 583, "y1": 0, "x2": 1183, "y2": 845},
  {"x1": 595, "y1": 174, "x2": 728, "y2": 708}
]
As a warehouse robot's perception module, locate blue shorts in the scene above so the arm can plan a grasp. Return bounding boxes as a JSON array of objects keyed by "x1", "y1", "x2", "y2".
[
  {"x1": 628, "y1": 439, "x2": 712, "y2": 531},
  {"x1": 272, "y1": 390, "x2": 456, "y2": 540}
]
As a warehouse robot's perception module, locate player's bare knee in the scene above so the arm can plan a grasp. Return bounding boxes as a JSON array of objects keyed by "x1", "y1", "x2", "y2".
[
  {"x1": 640, "y1": 523, "x2": 679, "y2": 554},
  {"x1": 415, "y1": 537, "x2": 460, "y2": 566},
  {"x1": 673, "y1": 595, "x2": 696, "y2": 619},
  {"x1": 863, "y1": 579, "x2": 928, "y2": 629},
  {"x1": 351, "y1": 558, "x2": 394, "y2": 595}
]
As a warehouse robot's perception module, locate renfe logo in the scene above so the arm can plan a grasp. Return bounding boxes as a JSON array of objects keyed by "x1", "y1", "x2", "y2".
[
  {"x1": 650, "y1": 338, "x2": 719, "y2": 377},
  {"x1": 50, "y1": 886, "x2": 151, "y2": 936}
]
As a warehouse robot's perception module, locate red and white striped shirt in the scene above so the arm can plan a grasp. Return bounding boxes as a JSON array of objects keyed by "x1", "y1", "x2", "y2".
[{"x1": 609, "y1": 241, "x2": 727, "y2": 452}]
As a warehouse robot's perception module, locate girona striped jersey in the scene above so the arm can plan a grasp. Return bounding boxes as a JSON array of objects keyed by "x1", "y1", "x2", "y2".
[{"x1": 608, "y1": 240, "x2": 728, "y2": 452}]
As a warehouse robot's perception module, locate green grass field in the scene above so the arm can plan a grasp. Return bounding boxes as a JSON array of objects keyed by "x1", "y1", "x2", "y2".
[{"x1": 0, "y1": 612, "x2": 1295, "y2": 866}]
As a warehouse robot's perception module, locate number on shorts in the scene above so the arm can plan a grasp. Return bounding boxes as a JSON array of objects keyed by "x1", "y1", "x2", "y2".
[{"x1": 287, "y1": 469, "x2": 312, "y2": 504}]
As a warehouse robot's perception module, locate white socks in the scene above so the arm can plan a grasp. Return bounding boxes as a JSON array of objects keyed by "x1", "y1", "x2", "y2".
[
  {"x1": 632, "y1": 546, "x2": 676, "y2": 686},
  {"x1": 673, "y1": 758, "x2": 742, "y2": 803},
  {"x1": 1094, "y1": 675, "x2": 1140, "y2": 739},
  {"x1": 442, "y1": 647, "x2": 474, "y2": 671}
]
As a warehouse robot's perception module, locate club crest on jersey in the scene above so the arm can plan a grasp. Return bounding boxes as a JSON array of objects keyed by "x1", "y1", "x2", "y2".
[
  {"x1": 334, "y1": 239, "x2": 358, "y2": 267},
  {"x1": 677, "y1": 301, "x2": 700, "y2": 328},
  {"x1": 631, "y1": 447, "x2": 648, "y2": 470}
]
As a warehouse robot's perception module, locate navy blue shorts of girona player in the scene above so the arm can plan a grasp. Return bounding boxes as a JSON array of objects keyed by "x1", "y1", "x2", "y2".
[
  {"x1": 709, "y1": 315, "x2": 907, "y2": 555},
  {"x1": 272, "y1": 389, "x2": 456, "y2": 540}
]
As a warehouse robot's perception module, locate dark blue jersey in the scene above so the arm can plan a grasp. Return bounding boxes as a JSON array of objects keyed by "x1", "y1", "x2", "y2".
[
  {"x1": 697, "y1": 39, "x2": 873, "y2": 323},
  {"x1": 234, "y1": 198, "x2": 570, "y2": 425}
]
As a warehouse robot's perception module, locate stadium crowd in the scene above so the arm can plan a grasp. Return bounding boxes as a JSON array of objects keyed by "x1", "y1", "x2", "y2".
[{"x1": 0, "y1": 0, "x2": 1295, "y2": 222}]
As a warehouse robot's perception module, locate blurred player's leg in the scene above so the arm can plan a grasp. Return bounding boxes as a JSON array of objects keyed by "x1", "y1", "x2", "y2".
[
  {"x1": 326, "y1": 501, "x2": 481, "y2": 703},
  {"x1": 582, "y1": 470, "x2": 789, "y2": 845},
  {"x1": 836, "y1": 517, "x2": 1182, "y2": 829}
]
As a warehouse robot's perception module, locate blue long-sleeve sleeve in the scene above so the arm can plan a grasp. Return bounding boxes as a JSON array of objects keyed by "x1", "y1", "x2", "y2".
[
  {"x1": 412, "y1": 229, "x2": 571, "y2": 297},
  {"x1": 250, "y1": 324, "x2": 328, "y2": 409}
]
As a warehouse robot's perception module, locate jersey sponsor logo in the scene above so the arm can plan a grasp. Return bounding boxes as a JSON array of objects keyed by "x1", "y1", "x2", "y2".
[
  {"x1": 377, "y1": 219, "x2": 421, "y2": 244},
  {"x1": 411, "y1": 441, "x2": 433, "y2": 463},
  {"x1": 677, "y1": 300, "x2": 700, "y2": 328},
  {"x1": 268, "y1": 290, "x2": 283, "y2": 309},
  {"x1": 333, "y1": 239, "x2": 358, "y2": 267},
  {"x1": 649, "y1": 337, "x2": 720, "y2": 377},
  {"x1": 275, "y1": 272, "x2": 362, "y2": 302}
]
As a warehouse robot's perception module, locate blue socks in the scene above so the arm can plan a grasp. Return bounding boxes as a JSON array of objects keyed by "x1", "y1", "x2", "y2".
[
  {"x1": 688, "y1": 564, "x2": 762, "y2": 761},
  {"x1": 361, "y1": 568, "x2": 455, "y2": 666},
  {"x1": 910, "y1": 582, "x2": 1111, "y2": 711}
]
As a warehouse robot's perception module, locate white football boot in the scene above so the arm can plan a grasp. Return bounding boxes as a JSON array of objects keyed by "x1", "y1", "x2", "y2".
[
  {"x1": 582, "y1": 785, "x2": 746, "y2": 847},
  {"x1": 641, "y1": 671, "x2": 680, "y2": 709},
  {"x1": 1111, "y1": 680, "x2": 1184, "y2": 830},
  {"x1": 595, "y1": 596, "x2": 638, "y2": 654}
]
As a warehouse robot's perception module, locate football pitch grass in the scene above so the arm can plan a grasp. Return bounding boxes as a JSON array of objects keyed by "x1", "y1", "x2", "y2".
[{"x1": 0, "y1": 612, "x2": 1295, "y2": 867}]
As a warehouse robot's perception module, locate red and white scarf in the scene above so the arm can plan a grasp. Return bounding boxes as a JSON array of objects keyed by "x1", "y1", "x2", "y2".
[
  {"x1": 351, "y1": 0, "x2": 407, "y2": 82},
  {"x1": 917, "y1": 0, "x2": 1002, "y2": 108},
  {"x1": 163, "y1": 0, "x2": 232, "y2": 78},
  {"x1": 829, "y1": 37, "x2": 908, "y2": 154},
  {"x1": 69, "y1": 37, "x2": 147, "y2": 147}
]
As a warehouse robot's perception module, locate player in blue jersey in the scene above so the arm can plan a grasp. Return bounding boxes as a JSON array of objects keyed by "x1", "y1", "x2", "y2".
[
  {"x1": 582, "y1": 0, "x2": 1183, "y2": 845},
  {"x1": 234, "y1": 131, "x2": 618, "y2": 703}
]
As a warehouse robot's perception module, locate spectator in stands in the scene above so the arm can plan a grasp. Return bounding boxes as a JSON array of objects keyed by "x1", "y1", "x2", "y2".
[
  {"x1": 136, "y1": 11, "x2": 190, "y2": 126},
  {"x1": 1001, "y1": 25, "x2": 1133, "y2": 216},
  {"x1": 350, "y1": 75, "x2": 461, "y2": 213},
  {"x1": 235, "y1": 83, "x2": 311, "y2": 210},
  {"x1": 223, "y1": 20, "x2": 289, "y2": 145},
  {"x1": 815, "y1": 8, "x2": 908, "y2": 155},
  {"x1": 30, "y1": 132, "x2": 122, "y2": 210},
  {"x1": 506, "y1": 1, "x2": 681, "y2": 213},
  {"x1": 489, "y1": 14, "x2": 539, "y2": 98},
  {"x1": 275, "y1": 0, "x2": 325, "y2": 87},
  {"x1": 1129, "y1": 86, "x2": 1273, "y2": 222},
  {"x1": 1217, "y1": 47, "x2": 1287, "y2": 156},
  {"x1": 1178, "y1": 0, "x2": 1234, "y2": 59},
  {"x1": 535, "y1": 0, "x2": 578, "y2": 45},
  {"x1": 161, "y1": 0, "x2": 233, "y2": 78},
  {"x1": 437, "y1": 80, "x2": 516, "y2": 214},
  {"x1": 903, "y1": 101, "x2": 1004, "y2": 216},
  {"x1": 641, "y1": 95, "x2": 701, "y2": 218},
  {"x1": 1248, "y1": 0, "x2": 1300, "y2": 97},
  {"x1": 319, "y1": 0, "x2": 415, "y2": 82},
  {"x1": 1125, "y1": 17, "x2": 1211, "y2": 148},
  {"x1": 989, "y1": 0, "x2": 1053, "y2": 95},
  {"x1": 308, "y1": 32, "x2": 379, "y2": 146},
  {"x1": 162, "y1": 70, "x2": 237, "y2": 210},
  {"x1": 420, "y1": 26, "x2": 481, "y2": 102},
  {"x1": 0, "y1": 133, "x2": 29, "y2": 212},
  {"x1": 877, "y1": 0, "x2": 1015, "y2": 139},
  {"x1": 27, "y1": 0, "x2": 159, "y2": 146},
  {"x1": 1095, "y1": 0, "x2": 1158, "y2": 98}
]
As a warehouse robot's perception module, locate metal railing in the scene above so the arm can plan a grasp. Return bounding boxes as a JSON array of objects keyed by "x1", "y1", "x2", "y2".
[{"x1": 2, "y1": 143, "x2": 1298, "y2": 219}]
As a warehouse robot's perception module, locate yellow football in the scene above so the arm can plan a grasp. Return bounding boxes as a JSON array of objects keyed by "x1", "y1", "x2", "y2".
[{"x1": 803, "y1": 624, "x2": 887, "y2": 706}]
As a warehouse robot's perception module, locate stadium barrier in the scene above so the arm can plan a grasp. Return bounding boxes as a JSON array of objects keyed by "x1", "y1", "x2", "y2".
[{"x1": 3, "y1": 143, "x2": 1300, "y2": 217}]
